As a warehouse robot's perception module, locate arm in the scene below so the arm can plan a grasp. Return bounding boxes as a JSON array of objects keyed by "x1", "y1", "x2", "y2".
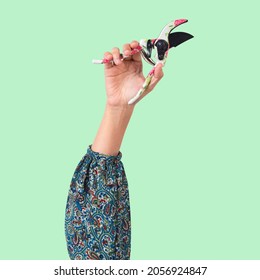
[
  {"x1": 91, "y1": 105, "x2": 134, "y2": 156},
  {"x1": 65, "y1": 40, "x2": 164, "y2": 260}
]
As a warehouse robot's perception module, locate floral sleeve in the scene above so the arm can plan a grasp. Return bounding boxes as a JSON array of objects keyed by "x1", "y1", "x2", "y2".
[{"x1": 65, "y1": 145, "x2": 131, "y2": 260}]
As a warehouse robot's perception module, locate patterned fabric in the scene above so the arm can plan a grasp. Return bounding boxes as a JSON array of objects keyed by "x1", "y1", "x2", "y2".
[{"x1": 65, "y1": 145, "x2": 131, "y2": 260}]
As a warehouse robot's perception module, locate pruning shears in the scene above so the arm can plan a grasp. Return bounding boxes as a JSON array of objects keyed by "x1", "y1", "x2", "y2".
[{"x1": 92, "y1": 19, "x2": 193, "y2": 104}]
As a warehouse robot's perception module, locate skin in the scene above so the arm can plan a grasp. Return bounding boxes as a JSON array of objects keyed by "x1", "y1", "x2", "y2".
[{"x1": 91, "y1": 40, "x2": 164, "y2": 156}]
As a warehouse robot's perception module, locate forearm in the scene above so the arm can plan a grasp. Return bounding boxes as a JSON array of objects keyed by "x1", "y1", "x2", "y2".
[{"x1": 91, "y1": 104, "x2": 134, "y2": 156}]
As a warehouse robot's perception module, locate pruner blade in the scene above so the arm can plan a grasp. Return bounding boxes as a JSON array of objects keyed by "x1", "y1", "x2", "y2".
[
  {"x1": 140, "y1": 19, "x2": 193, "y2": 66},
  {"x1": 168, "y1": 32, "x2": 194, "y2": 48}
]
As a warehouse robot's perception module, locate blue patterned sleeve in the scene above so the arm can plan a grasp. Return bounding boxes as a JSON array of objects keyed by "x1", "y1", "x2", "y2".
[{"x1": 65, "y1": 145, "x2": 131, "y2": 260}]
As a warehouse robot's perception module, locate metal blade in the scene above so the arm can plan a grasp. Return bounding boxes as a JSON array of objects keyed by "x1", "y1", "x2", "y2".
[
  {"x1": 141, "y1": 50, "x2": 156, "y2": 66},
  {"x1": 168, "y1": 32, "x2": 194, "y2": 48}
]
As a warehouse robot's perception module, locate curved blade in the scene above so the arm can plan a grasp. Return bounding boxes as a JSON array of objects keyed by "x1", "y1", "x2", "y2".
[
  {"x1": 141, "y1": 50, "x2": 156, "y2": 65},
  {"x1": 168, "y1": 32, "x2": 194, "y2": 48}
]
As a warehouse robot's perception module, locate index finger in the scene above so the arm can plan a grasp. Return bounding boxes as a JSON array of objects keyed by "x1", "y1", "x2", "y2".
[{"x1": 130, "y1": 40, "x2": 142, "y2": 62}]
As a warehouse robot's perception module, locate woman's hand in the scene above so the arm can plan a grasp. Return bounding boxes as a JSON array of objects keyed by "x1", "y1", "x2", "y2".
[
  {"x1": 92, "y1": 40, "x2": 164, "y2": 155},
  {"x1": 104, "y1": 40, "x2": 164, "y2": 108}
]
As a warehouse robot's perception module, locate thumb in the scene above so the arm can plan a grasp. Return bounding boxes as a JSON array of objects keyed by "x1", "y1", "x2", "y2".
[{"x1": 147, "y1": 63, "x2": 164, "y2": 92}]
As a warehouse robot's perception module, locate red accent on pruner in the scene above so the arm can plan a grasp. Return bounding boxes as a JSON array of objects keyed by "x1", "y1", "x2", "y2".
[{"x1": 174, "y1": 19, "x2": 188, "y2": 26}]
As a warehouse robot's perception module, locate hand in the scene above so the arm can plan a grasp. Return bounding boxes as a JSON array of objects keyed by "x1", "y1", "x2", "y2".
[{"x1": 104, "y1": 40, "x2": 164, "y2": 108}]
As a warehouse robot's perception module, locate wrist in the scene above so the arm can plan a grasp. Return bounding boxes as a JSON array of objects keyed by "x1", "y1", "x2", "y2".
[
  {"x1": 91, "y1": 103, "x2": 134, "y2": 156},
  {"x1": 105, "y1": 103, "x2": 135, "y2": 118}
]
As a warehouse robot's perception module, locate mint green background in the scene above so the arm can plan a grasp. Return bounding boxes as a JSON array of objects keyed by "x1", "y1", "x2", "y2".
[{"x1": 0, "y1": 0, "x2": 259, "y2": 260}]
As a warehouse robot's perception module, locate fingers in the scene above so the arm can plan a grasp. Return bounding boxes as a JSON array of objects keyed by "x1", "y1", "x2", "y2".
[
  {"x1": 122, "y1": 40, "x2": 142, "y2": 62},
  {"x1": 111, "y1": 47, "x2": 122, "y2": 65},
  {"x1": 129, "y1": 64, "x2": 164, "y2": 105},
  {"x1": 104, "y1": 40, "x2": 142, "y2": 69},
  {"x1": 153, "y1": 63, "x2": 164, "y2": 80},
  {"x1": 147, "y1": 63, "x2": 164, "y2": 92},
  {"x1": 103, "y1": 51, "x2": 113, "y2": 69},
  {"x1": 122, "y1": 43, "x2": 132, "y2": 60},
  {"x1": 103, "y1": 47, "x2": 122, "y2": 70},
  {"x1": 129, "y1": 40, "x2": 142, "y2": 62}
]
